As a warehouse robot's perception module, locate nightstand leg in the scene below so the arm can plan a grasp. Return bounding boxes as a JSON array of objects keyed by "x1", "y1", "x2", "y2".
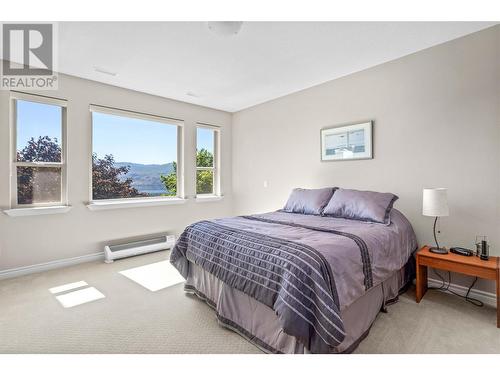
[
  {"x1": 416, "y1": 260, "x2": 427, "y2": 303},
  {"x1": 496, "y1": 268, "x2": 499, "y2": 328}
]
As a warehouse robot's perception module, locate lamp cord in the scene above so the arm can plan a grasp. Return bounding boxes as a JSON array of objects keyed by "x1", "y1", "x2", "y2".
[
  {"x1": 429, "y1": 270, "x2": 483, "y2": 307},
  {"x1": 433, "y1": 216, "x2": 440, "y2": 249}
]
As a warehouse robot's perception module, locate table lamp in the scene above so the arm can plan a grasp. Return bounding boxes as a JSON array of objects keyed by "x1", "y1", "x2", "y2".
[{"x1": 422, "y1": 188, "x2": 449, "y2": 254}]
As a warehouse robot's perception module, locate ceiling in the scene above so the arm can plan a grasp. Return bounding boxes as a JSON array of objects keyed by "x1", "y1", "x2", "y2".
[{"x1": 24, "y1": 22, "x2": 500, "y2": 112}]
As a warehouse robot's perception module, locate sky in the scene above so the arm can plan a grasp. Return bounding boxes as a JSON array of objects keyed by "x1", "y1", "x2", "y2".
[
  {"x1": 16, "y1": 100, "x2": 215, "y2": 165},
  {"x1": 197, "y1": 127, "x2": 214, "y2": 155},
  {"x1": 17, "y1": 100, "x2": 62, "y2": 153},
  {"x1": 92, "y1": 112, "x2": 178, "y2": 164}
]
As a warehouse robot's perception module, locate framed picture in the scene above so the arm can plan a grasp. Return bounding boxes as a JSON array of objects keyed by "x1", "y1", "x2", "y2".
[{"x1": 321, "y1": 121, "x2": 373, "y2": 161}]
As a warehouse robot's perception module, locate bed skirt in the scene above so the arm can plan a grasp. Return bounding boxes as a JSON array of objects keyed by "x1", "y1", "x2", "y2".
[{"x1": 182, "y1": 254, "x2": 415, "y2": 354}]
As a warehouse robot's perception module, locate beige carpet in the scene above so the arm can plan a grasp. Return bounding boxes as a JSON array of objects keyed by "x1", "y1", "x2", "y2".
[{"x1": 0, "y1": 251, "x2": 498, "y2": 354}]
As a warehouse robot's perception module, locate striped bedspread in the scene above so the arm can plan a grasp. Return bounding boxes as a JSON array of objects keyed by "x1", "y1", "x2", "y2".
[{"x1": 170, "y1": 219, "x2": 370, "y2": 353}]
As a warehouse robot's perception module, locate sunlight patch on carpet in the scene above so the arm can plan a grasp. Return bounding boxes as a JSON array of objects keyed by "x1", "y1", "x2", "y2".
[
  {"x1": 49, "y1": 280, "x2": 88, "y2": 294},
  {"x1": 55, "y1": 287, "x2": 105, "y2": 308},
  {"x1": 119, "y1": 260, "x2": 185, "y2": 292}
]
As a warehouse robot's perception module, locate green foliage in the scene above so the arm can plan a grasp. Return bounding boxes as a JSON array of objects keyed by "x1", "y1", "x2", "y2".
[
  {"x1": 160, "y1": 149, "x2": 215, "y2": 196},
  {"x1": 160, "y1": 161, "x2": 177, "y2": 196},
  {"x1": 17, "y1": 136, "x2": 62, "y2": 204},
  {"x1": 17, "y1": 137, "x2": 213, "y2": 203},
  {"x1": 196, "y1": 170, "x2": 214, "y2": 194},
  {"x1": 17, "y1": 135, "x2": 61, "y2": 163},
  {"x1": 196, "y1": 148, "x2": 213, "y2": 168},
  {"x1": 92, "y1": 153, "x2": 145, "y2": 200},
  {"x1": 196, "y1": 148, "x2": 214, "y2": 194}
]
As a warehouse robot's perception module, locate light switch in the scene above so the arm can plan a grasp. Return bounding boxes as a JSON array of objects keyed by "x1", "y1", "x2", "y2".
[{"x1": 263, "y1": 180, "x2": 268, "y2": 188}]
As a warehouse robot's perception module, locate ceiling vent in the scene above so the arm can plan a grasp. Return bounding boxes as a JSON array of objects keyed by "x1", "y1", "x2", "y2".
[{"x1": 207, "y1": 22, "x2": 243, "y2": 37}]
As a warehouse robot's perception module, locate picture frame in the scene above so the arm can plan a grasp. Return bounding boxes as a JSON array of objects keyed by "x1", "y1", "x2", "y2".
[{"x1": 320, "y1": 121, "x2": 373, "y2": 161}]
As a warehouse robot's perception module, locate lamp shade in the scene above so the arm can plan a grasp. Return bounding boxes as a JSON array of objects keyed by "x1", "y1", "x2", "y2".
[{"x1": 422, "y1": 188, "x2": 449, "y2": 217}]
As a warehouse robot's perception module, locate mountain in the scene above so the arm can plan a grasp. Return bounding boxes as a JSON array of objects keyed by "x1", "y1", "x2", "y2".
[{"x1": 115, "y1": 162, "x2": 174, "y2": 195}]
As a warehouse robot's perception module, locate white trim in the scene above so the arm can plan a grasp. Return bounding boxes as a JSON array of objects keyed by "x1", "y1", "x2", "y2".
[
  {"x1": 3, "y1": 205, "x2": 72, "y2": 217},
  {"x1": 11, "y1": 94, "x2": 68, "y2": 209},
  {"x1": 0, "y1": 252, "x2": 104, "y2": 280},
  {"x1": 177, "y1": 124, "x2": 185, "y2": 199},
  {"x1": 427, "y1": 277, "x2": 497, "y2": 307},
  {"x1": 89, "y1": 106, "x2": 184, "y2": 202},
  {"x1": 9, "y1": 94, "x2": 16, "y2": 208},
  {"x1": 89, "y1": 104, "x2": 184, "y2": 127},
  {"x1": 10, "y1": 91, "x2": 68, "y2": 107},
  {"x1": 195, "y1": 195, "x2": 224, "y2": 203},
  {"x1": 196, "y1": 122, "x2": 220, "y2": 130},
  {"x1": 214, "y1": 126, "x2": 221, "y2": 196},
  {"x1": 196, "y1": 124, "x2": 221, "y2": 196},
  {"x1": 87, "y1": 197, "x2": 187, "y2": 211},
  {"x1": 14, "y1": 161, "x2": 63, "y2": 168}
]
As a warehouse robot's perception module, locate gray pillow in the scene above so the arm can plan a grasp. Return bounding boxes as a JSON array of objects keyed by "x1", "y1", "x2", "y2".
[
  {"x1": 322, "y1": 188, "x2": 398, "y2": 224},
  {"x1": 283, "y1": 188, "x2": 336, "y2": 215}
]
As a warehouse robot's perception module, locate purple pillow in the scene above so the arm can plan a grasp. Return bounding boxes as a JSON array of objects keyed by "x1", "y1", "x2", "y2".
[
  {"x1": 283, "y1": 188, "x2": 336, "y2": 215},
  {"x1": 322, "y1": 188, "x2": 398, "y2": 224}
]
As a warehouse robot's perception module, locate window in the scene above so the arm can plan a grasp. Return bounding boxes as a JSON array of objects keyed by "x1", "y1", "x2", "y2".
[
  {"x1": 11, "y1": 93, "x2": 67, "y2": 207},
  {"x1": 90, "y1": 105, "x2": 183, "y2": 201},
  {"x1": 196, "y1": 125, "x2": 220, "y2": 196}
]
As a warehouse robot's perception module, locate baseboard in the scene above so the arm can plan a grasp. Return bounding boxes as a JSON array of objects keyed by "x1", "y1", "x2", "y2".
[
  {"x1": 1, "y1": 255, "x2": 496, "y2": 308},
  {"x1": 0, "y1": 252, "x2": 104, "y2": 280},
  {"x1": 427, "y1": 277, "x2": 497, "y2": 307}
]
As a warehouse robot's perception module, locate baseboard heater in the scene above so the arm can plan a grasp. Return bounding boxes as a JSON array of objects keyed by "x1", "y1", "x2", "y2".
[{"x1": 104, "y1": 235, "x2": 176, "y2": 263}]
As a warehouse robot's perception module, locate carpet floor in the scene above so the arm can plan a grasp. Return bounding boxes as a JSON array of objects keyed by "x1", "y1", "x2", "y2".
[{"x1": 0, "y1": 251, "x2": 498, "y2": 354}]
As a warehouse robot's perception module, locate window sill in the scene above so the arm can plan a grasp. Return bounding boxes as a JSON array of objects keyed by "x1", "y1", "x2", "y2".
[
  {"x1": 87, "y1": 197, "x2": 187, "y2": 211},
  {"x1": 3, "y1": 205, "x2": 72, "y2": 217},
  {"x1": 195, "y1": 195, "x2": 224, "y2": 203}
]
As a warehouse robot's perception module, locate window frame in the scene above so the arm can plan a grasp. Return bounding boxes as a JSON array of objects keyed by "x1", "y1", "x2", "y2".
[
  {"x1": 89, "y1": 104, "x2": 184, "y2": 203},
  {"x1": 195, "y1": 123, "x2": 220, "y2": 197},
  {"x1": 10, "y1": 92, "x2": 68, "y2": 209}
]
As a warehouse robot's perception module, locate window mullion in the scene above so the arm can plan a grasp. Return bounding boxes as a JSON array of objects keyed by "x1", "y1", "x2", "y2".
[
  {"x1": 14, "y1": 161, "x2": 63, "y2": 168},
  {"x1": 196, "y1": 166, "x2": 214, "y2": 171}
]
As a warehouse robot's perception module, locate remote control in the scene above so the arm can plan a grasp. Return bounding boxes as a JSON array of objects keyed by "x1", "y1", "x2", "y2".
[{"x1": 450, "y1": 247, "x2": 473, "y2": 256}]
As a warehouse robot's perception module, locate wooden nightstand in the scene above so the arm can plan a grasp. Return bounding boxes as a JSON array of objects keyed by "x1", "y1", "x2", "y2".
[{"x1": 416, "y1": 245, "x2": 500, "y2": 328}]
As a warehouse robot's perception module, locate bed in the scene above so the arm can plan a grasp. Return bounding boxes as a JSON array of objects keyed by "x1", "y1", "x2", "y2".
[{"x1": 170, "y1": 189, "x2": 418, "y2": 354}]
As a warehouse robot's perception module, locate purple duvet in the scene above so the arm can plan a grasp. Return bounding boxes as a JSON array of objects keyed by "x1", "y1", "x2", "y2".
[{"x1": 170, "y1": 209, "x2": 417, "y2": 353}]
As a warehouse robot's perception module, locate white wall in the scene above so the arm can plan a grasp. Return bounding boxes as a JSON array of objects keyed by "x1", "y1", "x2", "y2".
[
  {"x1": 1, "y1": 26, "x2": 498, "y2": 296},
  {"x1": 0, "y1": 72, "x2": 232, "y2": 271},
  {"x1": 232, "y1": 26, "x2": 500, "y2": 292}
]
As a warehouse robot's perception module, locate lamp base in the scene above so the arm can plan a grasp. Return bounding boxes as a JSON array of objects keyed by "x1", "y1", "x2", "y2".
[{"x1": 429, "y1": 247, "x2": 448, "y2": 254}]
